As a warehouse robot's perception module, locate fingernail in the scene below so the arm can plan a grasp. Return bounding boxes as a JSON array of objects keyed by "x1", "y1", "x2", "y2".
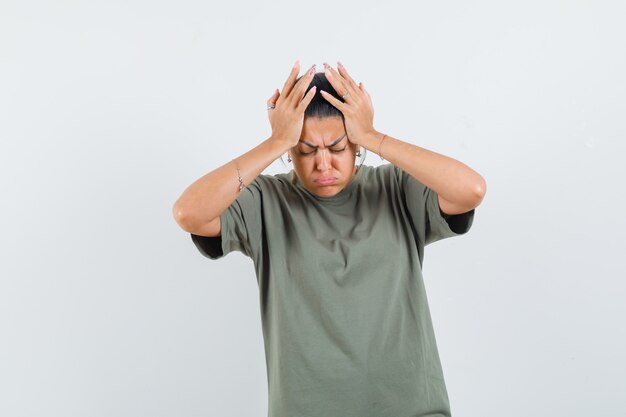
[
  {"x1": 294, "y1": 59, "x2": 300, "y2": 68},
  {"x1": 325, "y1": 68, "x2": 332, "y2": 78},
  {"x1": 337, "y1": 61, "x2": 343, "y2": 68},
  {"x1": 323, "y1": 62, "x2": 329, "y2": 69},
  {"x1": 309, "y1": 64, "x2": 316, "y2": 75}
]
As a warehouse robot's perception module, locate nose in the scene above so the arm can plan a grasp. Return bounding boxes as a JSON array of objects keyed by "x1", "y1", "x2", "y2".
[{"x1": 315, "y1": 148, "x2": 332, "y2": 172}]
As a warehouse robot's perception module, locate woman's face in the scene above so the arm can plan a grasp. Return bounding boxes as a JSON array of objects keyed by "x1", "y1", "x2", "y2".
[{"x1": 290, "y1": 116, "x2": 358, "y2": 197}]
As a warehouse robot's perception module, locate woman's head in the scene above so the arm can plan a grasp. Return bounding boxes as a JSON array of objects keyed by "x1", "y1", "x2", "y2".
[{"x1": 288, "y1": 72, "x2": 359, "y2": 198}]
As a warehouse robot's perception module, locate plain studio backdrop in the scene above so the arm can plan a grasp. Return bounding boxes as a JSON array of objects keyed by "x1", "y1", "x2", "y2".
[{"x1": 1, "y1": 0, "x2": 625, "y2": 416}]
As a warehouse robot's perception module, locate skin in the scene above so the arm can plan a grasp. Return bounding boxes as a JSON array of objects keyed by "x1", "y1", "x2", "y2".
[
  {"x1": 172, "y1": 61, "x2": 485, "y2": 239},
  {"x1": 317, "y1": 62, "x2": 486, "y2": 214},
  {"x1": 288, "y1": 116, "x2": 360, "y2": 197}
]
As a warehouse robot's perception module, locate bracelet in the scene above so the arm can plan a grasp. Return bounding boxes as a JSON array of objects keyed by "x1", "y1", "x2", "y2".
[
  {"x1": 232, "y1": 158, "x2": 246, "y2": 192},
  {"x1": 378, "y1": 134, "x2": 388, "y2": 161}
]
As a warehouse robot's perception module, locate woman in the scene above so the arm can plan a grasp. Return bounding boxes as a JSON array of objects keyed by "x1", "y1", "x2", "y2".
[{"x1": 173, "y1": 60, "x2": 486, "y2": 417}]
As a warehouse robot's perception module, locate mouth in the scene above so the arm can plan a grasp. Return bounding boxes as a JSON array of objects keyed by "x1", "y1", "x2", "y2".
[{"x1": 315, "y1": 177, "x2": 337, "y2": 186}]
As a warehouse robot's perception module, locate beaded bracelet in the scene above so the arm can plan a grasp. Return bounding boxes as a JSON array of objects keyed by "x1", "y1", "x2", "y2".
[
  {"x1": 232, "y1": 158, "x2": 246, "y2": 192},
  {"x1": 378, "y1": 134, "x2": 388, "y2": 161}
]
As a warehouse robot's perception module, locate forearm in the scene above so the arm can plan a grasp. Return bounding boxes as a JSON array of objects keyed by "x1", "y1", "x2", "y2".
[
  {"x1": 361, "y1": 130, "x2": 486, "y2": 207},
  {"x1": 172, "y1": 136, "x2": 288, "y2": 230}
]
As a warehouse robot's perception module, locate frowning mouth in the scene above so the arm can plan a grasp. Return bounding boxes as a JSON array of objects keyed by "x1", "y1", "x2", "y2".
[{"x1": 315, "y1": 177, "x2": 336, "y2": 185}]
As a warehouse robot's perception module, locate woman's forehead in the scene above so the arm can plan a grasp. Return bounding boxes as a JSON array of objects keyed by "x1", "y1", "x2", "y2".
[{"x1": 300, "y1": 117, "x2": 346, "y2": 147}]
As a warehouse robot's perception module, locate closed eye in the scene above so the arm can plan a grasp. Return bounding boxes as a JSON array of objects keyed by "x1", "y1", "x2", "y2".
[{"x1": 299, "y1": 146, "x2": 346, "y2": 156}]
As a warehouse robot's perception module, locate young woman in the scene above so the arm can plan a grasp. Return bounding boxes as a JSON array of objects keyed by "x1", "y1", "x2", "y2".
[{"x1": 173, "y1": 60, "x2": 486, "y2": 417}]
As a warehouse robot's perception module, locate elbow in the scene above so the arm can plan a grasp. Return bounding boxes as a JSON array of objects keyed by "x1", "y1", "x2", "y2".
[
  {"x1": 172, "y1": 200, "x2": 193, "y2": 232},
  {"x1": 472, "y1": 176, "x2": 487, "y2": 207}
]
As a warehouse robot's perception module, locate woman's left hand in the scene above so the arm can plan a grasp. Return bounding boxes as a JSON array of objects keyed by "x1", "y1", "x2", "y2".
[{"x1": 320, "y1": 62, "x2": 375, "y2": 146}]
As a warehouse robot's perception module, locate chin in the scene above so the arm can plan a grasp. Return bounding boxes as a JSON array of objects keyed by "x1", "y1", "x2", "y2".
[{"x1": 312, "y1": 184, "x2": 341, "y2": 197}]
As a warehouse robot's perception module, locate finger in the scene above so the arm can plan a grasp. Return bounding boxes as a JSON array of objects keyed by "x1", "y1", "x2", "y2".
[
  {"x1": 267, "y1": 88, "x2": 279, "y2": 106},
  {"x1": 324, "y1": 66, "x2": 356, "y2": 101},
  {"x1": 267, "y1": 89, "x2": 279, "y2": 112},
  {"x1": 296, "y1": 85, "x2": 317, "y2": 113},
  {"x1": 276, "y1": 60, "x2": 302, "y2": 106},
  {"x1": 319, "y1": 89, "x2": 346, "y2": 113},
  {"x1": 360, "y1": 82, "x2": 370, "y2": 96},
  {"x1": 287, "y1": 65, "x2": 316, "y2": 106},
  {"x1": 327, "y1": 63, "x2": 358, "y2": 94},
  {"x1": 337, "y1": 62, "x2": 359, "y2": 91},
  {"x1": 359, "y1": 83, "x2": 375, "y2": 114},
  {"x1": 359, "y1": 82, "x2": 372, "y2": 104}
]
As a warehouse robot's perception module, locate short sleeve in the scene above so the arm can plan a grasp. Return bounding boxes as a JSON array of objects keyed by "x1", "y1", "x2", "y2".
[
  {"x1": 394, "y1": 165, "x2": 475, "y2": 246},
  {"x1": 190, "y1": 177, "x2": 263, "y2": 260}
]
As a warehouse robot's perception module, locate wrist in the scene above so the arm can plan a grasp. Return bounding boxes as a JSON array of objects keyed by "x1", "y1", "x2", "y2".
[
  {"x1": 361, "y1": 129, "x2": 384, "y2": 153},
  {"x1": 267, "y1": 135, "x2": 294, "y2": 156}
]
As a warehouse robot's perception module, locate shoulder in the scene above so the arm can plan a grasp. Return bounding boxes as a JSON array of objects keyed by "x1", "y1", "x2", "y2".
[
  {"x1": 359, "y1": 163, "x2": 406, "y2": 190},
  {"x1": 242, "y1": 171, "x2": 300, "y2": 200},
  {"x1": 357, "y1": 163, "x2": 396, "y2": 181},
  {"x1": 246, "y1": 171, "x2": 293, "y2": 189}
]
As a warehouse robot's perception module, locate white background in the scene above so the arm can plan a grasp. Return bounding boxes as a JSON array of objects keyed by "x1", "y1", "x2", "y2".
[{"x1": 1, "y1": 0, "x2": 625, "y2": 416}]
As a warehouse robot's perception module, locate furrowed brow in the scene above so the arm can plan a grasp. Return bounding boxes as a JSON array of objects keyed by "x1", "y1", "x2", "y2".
[{"x1": 300, "y1": 134, "x2": 346, "y2": 149}]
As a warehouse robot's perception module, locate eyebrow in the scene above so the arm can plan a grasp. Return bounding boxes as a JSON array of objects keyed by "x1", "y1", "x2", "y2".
[{"x1": 299, "y1": 134, "x2": 347, "y2": 149}]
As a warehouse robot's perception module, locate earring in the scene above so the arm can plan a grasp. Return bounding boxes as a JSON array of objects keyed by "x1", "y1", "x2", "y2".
[
  {"x1": 279, "y1": 153, "x2": 293, "y2": 170},
  {"x1": 355, "y1": 146, "x2": 366, "y2": 168}
]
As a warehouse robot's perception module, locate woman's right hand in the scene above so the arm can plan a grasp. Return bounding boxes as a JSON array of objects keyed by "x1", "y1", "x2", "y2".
[{"x1": 266, "y1": 61, "x2": 317, "y2": 149}]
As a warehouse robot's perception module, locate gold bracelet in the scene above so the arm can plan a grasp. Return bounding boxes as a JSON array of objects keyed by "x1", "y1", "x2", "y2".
[
  {"x1": 232, "y1": 158, "x2": 246, "y2": 192},
  {"x1": 378, "y1": 134, "x2": 388, "y2": 161}
]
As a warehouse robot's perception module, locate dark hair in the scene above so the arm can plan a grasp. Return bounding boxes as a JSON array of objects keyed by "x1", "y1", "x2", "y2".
[{"x1": 295, "y1": 72, "x2": 345, "y2": 120}]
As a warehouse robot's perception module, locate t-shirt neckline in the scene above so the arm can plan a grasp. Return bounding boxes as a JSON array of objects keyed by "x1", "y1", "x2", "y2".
[{"x1": 291, "y1": 166, "x2": 365, "y2": 204}]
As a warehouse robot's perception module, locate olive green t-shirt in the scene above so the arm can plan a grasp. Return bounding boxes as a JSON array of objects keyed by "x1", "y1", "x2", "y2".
[{"x1": 191, "y1": 163, "x2": 475, "y2": 417}]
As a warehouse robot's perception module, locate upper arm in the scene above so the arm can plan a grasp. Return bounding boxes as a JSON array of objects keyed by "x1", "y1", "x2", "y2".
[
  {"x1": 391, "y1": 163, "x2": 475, "y2": 245},
  {"x1": 190, "y1": 216, "x2": 221, "y2": 237},
  {"x1": 435, "y1": 193, "x2": 476, "y2": 238},
  {"x1": 438, "y1": 194, "x2": 476, "y2": 216},
  {"x1": 189, "y1": 177, "x2": 265, "y2": 260}
]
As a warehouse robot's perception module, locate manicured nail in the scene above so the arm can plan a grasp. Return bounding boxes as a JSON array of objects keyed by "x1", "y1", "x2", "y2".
[
  {"x1": 308, "y1": 64, "x2": 316, "y2": 75},
  {"x1": 337, "y1": 61, "x2": 343, "y2": 68},
  {"x1": 323, "y1": 62, "x2": 329, "y2": 69},
  {"x1": 325, "y1": 68, "x2": 332, "y2": 78},
  {"x1": 294, "y1": 59, "x2": 300, "y2": 68}
]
